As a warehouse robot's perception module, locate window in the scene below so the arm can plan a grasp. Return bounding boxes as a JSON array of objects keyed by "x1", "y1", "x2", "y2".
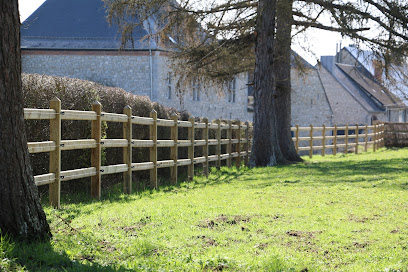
[
  {"x1": 247, "y1": 72, "x2": 254, "y2": 96},
  {"x1": 167, "y1": 73, "x2": 172, "y2": 99},
  {"x1": 386, "y1": 110, "x2": 391, "y2": 121},
  {"x1": 228, "y1": 78, "x2": 236, "y2": 103},
  {"x1": 192, "y1": 80, "x2": 200, "y2": 101}
]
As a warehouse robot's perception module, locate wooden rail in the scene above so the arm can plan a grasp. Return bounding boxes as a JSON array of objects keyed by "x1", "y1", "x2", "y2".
[
  {"x1": 24, "y1": 98, "x2": 252, "y2": 208},
  {"x1": 291, "y1": 123, "x2": 385, "y2": 158}
]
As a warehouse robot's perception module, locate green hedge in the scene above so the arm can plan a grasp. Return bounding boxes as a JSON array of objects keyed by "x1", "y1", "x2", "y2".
[{"x1": 22, "y1": 73, "x2": 197, "y2": 193}]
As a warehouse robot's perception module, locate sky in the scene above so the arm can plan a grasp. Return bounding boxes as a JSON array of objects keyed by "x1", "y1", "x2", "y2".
[{"x1": 18, "y1": 0, "x2": 343, "y2": 65}]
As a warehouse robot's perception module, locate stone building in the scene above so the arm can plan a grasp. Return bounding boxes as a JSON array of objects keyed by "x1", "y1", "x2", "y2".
[
  {"x1": 319, "y1": 46, "x2": 407, "y2": 125},
  {"x1": 21, "y1": 0, "x2": 334, "y2": 126}
]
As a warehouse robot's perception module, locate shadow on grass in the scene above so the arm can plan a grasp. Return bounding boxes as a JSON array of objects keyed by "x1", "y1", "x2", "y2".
[
  {"x1": 245, "y1": 156, "x2": 408, "y2": 190},
  {"x1": 10, "y1": 239, "x2": 131, "y2": 272},
  {"x1": 43, "y1": 165, "x2": 250, "y2": 207}
]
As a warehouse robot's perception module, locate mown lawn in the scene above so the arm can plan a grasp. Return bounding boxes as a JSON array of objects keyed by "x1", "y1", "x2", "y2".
[{"x1": 2, "y1": 148, "x2": 408, "y2": 271}]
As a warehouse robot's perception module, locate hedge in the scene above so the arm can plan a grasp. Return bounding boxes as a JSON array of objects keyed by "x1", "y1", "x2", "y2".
[{"x1": 22, "y1": 73, "x2": 197, "y2": 193}]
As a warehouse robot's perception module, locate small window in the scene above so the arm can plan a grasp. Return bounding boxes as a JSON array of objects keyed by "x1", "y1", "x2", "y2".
[
  {"x1": 167, "y1": 73, "x2": 172, "y2": 99},
  {"x1": 228, "y1": 78, "x2": 236, "y2": 103},
  {"x1": 193, "y1": 80, "x2": 200, "y2": 101},
  {"x1": 247, "y1": 72, "x2": 254, "y2": 96}
]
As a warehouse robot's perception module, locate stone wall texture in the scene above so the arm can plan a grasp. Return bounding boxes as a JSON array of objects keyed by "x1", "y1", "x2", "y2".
[
  {"x1": 291, "y1": 68, "x2": 333, "y2": 127},
  {"x1": 22, "y1": 51, "x2": 153, "y2": 97}
]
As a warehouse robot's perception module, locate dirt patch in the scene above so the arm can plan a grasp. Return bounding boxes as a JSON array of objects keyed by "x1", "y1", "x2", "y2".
[
  {"x1": 255, "y1": 243, "x2": 269, "y2": 250},
  {"x1": 121, "y1": 216, "x2": 151, "y2": 233},
  {"x1": 353, "y1": 242, "x2": 369, "y2": 248},
  {"x1": 344, "y1": 241, "x2": 370, "y2": 250},
  {"x1": 98, "y1": 240, "x2": 117, "y2": 253},
  {"x1": 285, "y1": 230, "x2": 322, "y2": 253},
  {"x1": 196, "y1": 235, "x2": 219, "y2": 247},
  {"x1": 198, "y1": 214, "x2": 251, "y2": 228},
  {"x1": 286, "y1": 230, "x2": 321, "y2": 239},
  {"x1": 348, "y1": 214, "x2": 381, "y2": 223},
  {"x1": 198, "y1": 220, "x2": 218, "y2": 229}
]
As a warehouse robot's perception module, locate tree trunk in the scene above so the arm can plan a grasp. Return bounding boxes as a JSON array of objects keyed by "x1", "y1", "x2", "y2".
[
  {"x1": 0, "y1": 0, "x2": 51, "y2": 240},
  {"x1": 274, "y1": 0, "x2": 302, "y2": 163},
  {"x1": 250, "y1": 0, "x2": 286, "y2": 166}
]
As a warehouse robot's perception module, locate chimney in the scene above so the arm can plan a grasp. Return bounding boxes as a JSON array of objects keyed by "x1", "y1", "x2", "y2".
[{"x1": 373, "y1": 59, "x2": 383, "y2": 83}]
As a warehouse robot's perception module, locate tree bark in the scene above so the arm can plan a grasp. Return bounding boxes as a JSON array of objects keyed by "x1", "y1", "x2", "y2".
[
  {"x1": 250, "y1": 0, "x2": 286, "y2": 167},
  {"x1": 0, "y1": 0, "x2": 50, "y2": 240},
  {"x1": 274, "y1": 0, "x2": 302, "y2": 163}
]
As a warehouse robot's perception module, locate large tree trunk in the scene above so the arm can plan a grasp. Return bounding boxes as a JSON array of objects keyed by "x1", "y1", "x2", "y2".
[
  {"x1": 250, "y1": 0, "x2": 301, "y2": 166},
  {"x1": 250, "y1": 0, "x2": 286, "y2": 166},
  {"x1": 0, "y1": 0, "x2": 50, "y2": 240},
  {"x1": 274, "y1": 0, "x2": 302, "y2": 163}
]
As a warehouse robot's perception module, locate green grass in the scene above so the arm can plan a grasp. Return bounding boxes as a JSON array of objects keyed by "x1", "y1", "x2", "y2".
[{"x1": 3, "y1": 148, "x2": 408, "y2": 271}]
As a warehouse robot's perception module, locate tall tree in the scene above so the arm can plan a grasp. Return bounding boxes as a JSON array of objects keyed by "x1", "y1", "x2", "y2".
[
  {"x1": 0, "y1": 0, "x2": 50, "y2": 240},
  {"x1": 104, "y1": 0, "x2": 408, "y2": 166},
  {"x1": 251, "y1": 0, "x2": 283, "y2": 166}
]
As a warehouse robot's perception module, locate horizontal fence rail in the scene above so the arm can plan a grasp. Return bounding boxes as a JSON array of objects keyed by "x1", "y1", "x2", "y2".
[
  {"x1": 24, "y1": 98, "x2": 252, "y2": 208},
  {"x1": 291, "y1": 123, "x2": 385, "y2": 158}
]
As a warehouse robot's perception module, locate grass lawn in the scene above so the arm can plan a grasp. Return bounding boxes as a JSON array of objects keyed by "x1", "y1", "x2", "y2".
[{"x1": 2, "y1": 148, "x2": 408, "y2": 271}]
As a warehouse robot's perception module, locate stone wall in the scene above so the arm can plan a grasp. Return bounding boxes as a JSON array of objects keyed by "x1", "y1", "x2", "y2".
[
  {"x1": 317, "y1": 65, "x2": 375, "y2": 126},
  {"x1": 291, "y1": 68, "x2": 333, "y2": 127},
  {"x1": 22, "y1": 50, "x2": 153, "y2": 97},
  {"x1": 155, "y1": 58, "x2": 253, "y2": 121}
]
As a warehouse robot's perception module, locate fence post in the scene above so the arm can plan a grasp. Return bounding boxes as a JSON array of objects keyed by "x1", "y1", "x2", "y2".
[
  {"x1": 244, "y1": 121, "x2": 249, "y2": 166},
  {"x1": 123, "y1": 105, "x2": 132, "y2": 194},
  {"x1": 345, "y1": 124, "x2": 349, "y2": 154},
  {"x1": 49, "y1": 97, "x2": 62, "y2": 208},
  {"x1": 295, "y1": 124, "x2": 299, "y2": 153},
  {"x1": 322, "y1": 124, "x2": 326, "y2": 156},
  {"x1": 309, "y1": 124, "x2": 313, "y2": 158},
  {"x1": 216, "y1": 119, "x2": 221, "y2": 169},
  {"x1": 150, "y1": 110, "x2": 158, "y2": 189},
  {"x1": 355, "y1": 124, "x2": 359, "y2": 154},
  {"x1": 91, "y1": 101, "x2": 102, "y2": 199},
  {"x1": 381, "y1": 123, "x2": 385, "y2": 147},
  {"x1": 188, "y1": 116, "x2": 195, "y2": 181},
  {"x1": 170, "y1": 113, "x2": 178, "y2": 184},
  {"x1": 236, "y1": 120, "x2": 241, "y2": 168},
  {"x1": 333, "y1": 124, "x2": 337, "y2": 156},
  {"x1": 203, "y1": 117, "x2": 209, "y2": 177},
  {"x1": 365, "y1": 124, "x2": 368, "y2": 152},
  {"x1": 373, "y1": 124, "x2": 377, "y2": 152},
  {"x1": 227, "y1": 120, "x2": 232, "y2": 167}
]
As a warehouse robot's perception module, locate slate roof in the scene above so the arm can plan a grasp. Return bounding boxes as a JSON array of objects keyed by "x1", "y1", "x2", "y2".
[
  {"x1": 320, "y1": 54, "x2": 406, "y2": 113},
  {"x1": 337, "y1": 64, "x2": 405, "y2": 108},
  {"x1": 21, "y1": 0, "x2": 158, "y2": 50},
  {"x1": 343, "y1": 46, "x2": 408, "y2": 106},
  {"x1": 321, "y1": 56, "x2": 384, "y2": 112}
]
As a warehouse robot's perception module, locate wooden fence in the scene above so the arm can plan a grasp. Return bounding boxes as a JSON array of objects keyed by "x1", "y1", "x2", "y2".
[
  {"x1": 24, "y1": 98, "x2": 252, "y2": 208},
  {"x1": 291, "y1": 124, "x2": 385, "y2": 158},
  {"x1": 24, "y1": 98, "x2": 387, "y2": 208},
  {"x1": 383, "y1": 122, "x2": 408, "y2": 147}
]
